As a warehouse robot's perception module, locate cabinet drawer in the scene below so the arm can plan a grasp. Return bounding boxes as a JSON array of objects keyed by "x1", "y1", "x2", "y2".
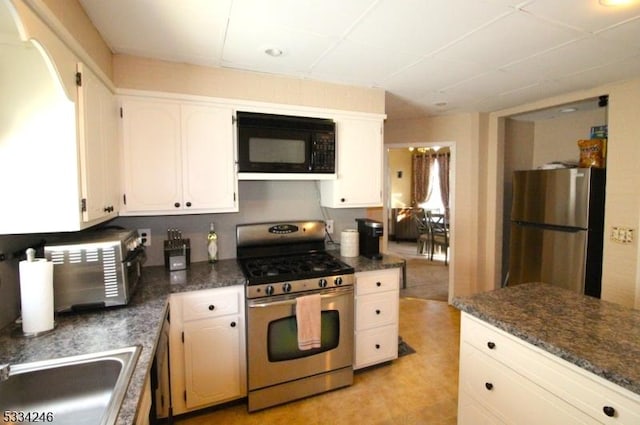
[
  {"x1": 459, "y1": 342, "x2": 598, "y2": 425},
  {"x1": 458, "y1": 389, "x2": 507, "y2": 425},
  {"x1": 462, "y1": 314, "x2": 640, "y2": 425},
  {"x1": 180, "y1": 288, "x2": 241, "y2": 322},
  {"x1": 355, "y1": 292, "x2": 398, "y2": 331},
  {"x1": 355, "y1": 268, "x2": 399, "y2": 296},
  {"x1": 354, "y1": 325, "x2": 398, "y2": 369}
]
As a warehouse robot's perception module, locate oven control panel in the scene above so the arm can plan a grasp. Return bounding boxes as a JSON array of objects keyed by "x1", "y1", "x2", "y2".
[{"x1": 246, "y1": 274, "x2": 354, "y2": 299}]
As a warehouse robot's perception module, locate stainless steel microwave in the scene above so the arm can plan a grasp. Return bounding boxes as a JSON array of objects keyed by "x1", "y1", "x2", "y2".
[{"x1": 237, "y1": 112, "x2": 336, "y2": 177}]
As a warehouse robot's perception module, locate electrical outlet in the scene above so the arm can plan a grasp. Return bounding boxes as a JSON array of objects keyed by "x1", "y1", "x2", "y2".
[
  {"x1": 611, "y1": 226, "x2": 633, "y2": 244},
  {"x1": 325, "y1": 220, "x2": 334, "y2": 234},
  {"x1": 138, "y1": 228, "x2": 151, "y2": 246}
]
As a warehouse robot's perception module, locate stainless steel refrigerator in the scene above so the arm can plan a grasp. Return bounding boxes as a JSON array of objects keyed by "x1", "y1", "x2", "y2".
[{"x1": 507, "y1": 168, "x2": 606, "y2": 297}]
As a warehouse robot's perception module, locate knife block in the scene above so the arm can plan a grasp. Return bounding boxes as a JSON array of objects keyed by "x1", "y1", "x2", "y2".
[{"x1": 164, "y1": 239, "x2": 191, "y2": 270}]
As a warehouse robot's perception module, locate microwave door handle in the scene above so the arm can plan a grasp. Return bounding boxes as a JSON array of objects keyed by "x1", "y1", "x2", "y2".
[{"x1": 309, "y1": 150, "x2": 316, "y2": 171}]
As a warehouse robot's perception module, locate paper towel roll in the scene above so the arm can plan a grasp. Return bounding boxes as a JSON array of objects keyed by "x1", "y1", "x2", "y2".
[
  {"x1": 19, "y1": 257, "x2": 54, "y2": 335},
  {"x1": 340, "y1": 229, "x2": 359, "y2": 257}
]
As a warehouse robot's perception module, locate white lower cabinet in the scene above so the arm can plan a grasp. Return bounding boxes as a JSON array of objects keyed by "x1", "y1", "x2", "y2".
[
  {"x1": 458, "y1": 313, "x2": 640, "y2": 425},
  {"x1": 353, "y1": 268, "x2": 400, "y2": 369},
  {"x1": 169, "y1": 286, "x2": 246, "y2": 415}
]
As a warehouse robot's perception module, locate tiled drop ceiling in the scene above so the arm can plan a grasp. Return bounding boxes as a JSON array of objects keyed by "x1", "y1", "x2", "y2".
[{"x1": 78, "y1": 0, "x2": 640, "y2": 118}]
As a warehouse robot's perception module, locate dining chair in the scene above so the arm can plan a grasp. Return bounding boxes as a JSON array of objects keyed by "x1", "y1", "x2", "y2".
[
  {"x1": 412, "y1": 208, "x2": 431, "y2": 255},
  {"x1": 427, "y1": 211, "x2": 449, "y2": 265}
]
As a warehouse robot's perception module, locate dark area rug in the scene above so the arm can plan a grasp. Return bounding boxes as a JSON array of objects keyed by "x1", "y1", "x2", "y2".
[{"x1": 398, "y1": 336, "x2": 416, "y2": 357}]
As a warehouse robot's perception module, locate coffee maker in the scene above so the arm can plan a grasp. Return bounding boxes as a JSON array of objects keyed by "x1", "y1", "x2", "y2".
[{"x1": 356, "y1": 218, "x2": 383, "y2": 260}]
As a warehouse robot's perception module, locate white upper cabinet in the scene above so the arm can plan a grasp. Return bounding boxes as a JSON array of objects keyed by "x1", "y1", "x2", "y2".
[
  {"x1": 77, "y1": 63, "x2": 120, "y2": 223},
  {"x1": 0, "y1": 37, "x2": 119, "y2": 233},
  {"x1": 120, "y1": 96, "x2": 238, "y2": 215},
  {"x1": 0, "y1": 2, "x2": 121, "y2": 233},
  {"x1": 320, "y1": 116, "x2": 384, "y2": 208}
]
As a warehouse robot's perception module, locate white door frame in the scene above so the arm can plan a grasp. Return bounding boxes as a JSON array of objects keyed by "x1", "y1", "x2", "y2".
[{"x1": 383, "y1": 141, "x2": 456, "y2": 304}]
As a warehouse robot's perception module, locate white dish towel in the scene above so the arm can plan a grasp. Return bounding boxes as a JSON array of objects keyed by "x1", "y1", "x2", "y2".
[{"x1": 296, "y1": 293, "x2": 321, "y2": 350}]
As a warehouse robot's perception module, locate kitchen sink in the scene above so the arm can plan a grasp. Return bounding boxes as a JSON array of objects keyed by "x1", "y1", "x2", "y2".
[{"x1": 0, "y1": 345, "x2": 141, "y2": 425}]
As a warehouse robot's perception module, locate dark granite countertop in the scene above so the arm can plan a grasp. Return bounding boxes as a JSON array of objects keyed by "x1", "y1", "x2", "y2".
[
  {"x1": 0, "y1": 254, "x2": 401, "y2": 424},
  {"x1": 334, "y1": 252, "x2": 406, "y2": 271},
  {"x1": 0, "y1": 272, "x2": 170, "y2": 425},
  {"x1": 453, "y1": 282, "x2": 640, "y2": 395}
]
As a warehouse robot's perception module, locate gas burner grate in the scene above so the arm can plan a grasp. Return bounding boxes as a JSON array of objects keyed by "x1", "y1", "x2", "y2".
[{"x1": 240, "y1": 252, "x2": 353, "y2": 285}]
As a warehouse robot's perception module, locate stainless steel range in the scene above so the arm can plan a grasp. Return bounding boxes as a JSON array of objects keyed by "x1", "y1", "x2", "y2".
[{"x1": 237, "y1": 220, "x2": 355, "y2": 412}]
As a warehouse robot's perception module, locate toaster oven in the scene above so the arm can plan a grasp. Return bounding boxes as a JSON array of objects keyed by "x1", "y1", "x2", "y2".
[{"x1": 44, "y1": 229, "x2": 146, "y2": 312}]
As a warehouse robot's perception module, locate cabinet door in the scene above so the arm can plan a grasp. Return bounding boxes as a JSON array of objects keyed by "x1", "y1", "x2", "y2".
[
  {"x1": 183, "y1": 315, "x2": 243, "y2": 409},
  {"x1": 121, "y1": 98, "x2": 182, "y2": 212},
  {"x1": 77, "y1": 63, "x2": 119, "y2": 222},
  {"x1": 181, "y1": 104, "x2": 237, "y2": 212},
  {"x1": 321, "y1": 118, "x2": 383, "y2": 208},
  {"x1": 102, "y1": 91, "x2": 121, "y2": 216}
]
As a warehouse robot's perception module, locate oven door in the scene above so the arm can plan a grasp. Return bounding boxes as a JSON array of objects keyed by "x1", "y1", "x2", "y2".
[{"x1": 246, "y1": 286, "x2": 353, "y2": 391}]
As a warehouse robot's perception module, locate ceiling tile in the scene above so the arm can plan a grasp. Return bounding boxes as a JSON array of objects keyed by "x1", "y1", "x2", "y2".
[
  {"x1": 555, "y1": 54, "x2": 640, "y2": 91},
  {"x1": 596, "y1": 17, "x2": 640, "y2": 48},
  {"x1": 474, "y1": 79, "x2": 571, "y2": 112},
  {"x1": 310, "y1": 39, "x2": 421, "y2": 86},
  {"x1": 79, "y1": 0, "x2": 231, "y2": 66},
  {"x1": 522, "y1": 0, "x2": 640, "y2": 33},
  {"x1": 432, "y1": 10, "x2": 586, "y2": 68},
  {"x1": 502, "y1": 36, "x2": 640, "y2": 82},
  {"x1": 382, "y1": 56, "x2": 488, "y2": 97},
  {"x1": 344, "y1": 0, "x2": 514, "y2": 56},
  {"x1": 226, "y1": 0, "x2": 376, "y2": 38},
  {"x1": 222, "y1": 23, "x2": 336, "y2": 74}
]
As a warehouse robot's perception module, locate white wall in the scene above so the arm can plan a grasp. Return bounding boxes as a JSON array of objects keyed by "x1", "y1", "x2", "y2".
[{"x1": 388, "y1": 149, "x2": 413, "y2": 208}]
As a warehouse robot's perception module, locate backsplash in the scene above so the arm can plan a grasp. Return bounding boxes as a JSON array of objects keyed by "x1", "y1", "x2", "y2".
[{"x1": 0, "y1": 180, "x2": 367, "y2": 330}]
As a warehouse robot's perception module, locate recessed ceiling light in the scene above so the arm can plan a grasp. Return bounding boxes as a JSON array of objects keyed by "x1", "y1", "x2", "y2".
[
  {"x1": 265, "y1": 47, "x2": 284, "y2": 57},
  {"x1": 559, "y1": 107, "x2": 578, "y2": 113},
  {"x1": 599, "y1": 0, "x2": 633, "y2": 6}
]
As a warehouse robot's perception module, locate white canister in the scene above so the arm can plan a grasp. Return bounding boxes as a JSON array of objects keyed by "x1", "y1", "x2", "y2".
[{"x1": 340, "y1": 229, "x2": 359, "y2": 257}]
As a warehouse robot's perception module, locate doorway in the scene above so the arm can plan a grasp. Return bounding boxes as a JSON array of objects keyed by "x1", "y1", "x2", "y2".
[{"x1": 383, "y1": 142, "x2": 455, "y2": 303}]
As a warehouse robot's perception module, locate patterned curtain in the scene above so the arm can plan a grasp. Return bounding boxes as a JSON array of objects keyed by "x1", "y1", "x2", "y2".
[
  {"x1": 437, "y1": 152, "x2": 451, "y2": 217},
  {"x1": 411, "y1": 152, "x2": 435, "y2": 205}
]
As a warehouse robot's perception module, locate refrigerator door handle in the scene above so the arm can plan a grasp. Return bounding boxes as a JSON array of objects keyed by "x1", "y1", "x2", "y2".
[{"x1": 512, "y1": 221, "x2": 584, "y2": 232}]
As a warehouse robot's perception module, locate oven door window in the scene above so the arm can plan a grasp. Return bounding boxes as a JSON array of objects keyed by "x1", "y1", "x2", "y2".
[{"x1": 267, "y1": 310, "x2": 340, "y2": 362}]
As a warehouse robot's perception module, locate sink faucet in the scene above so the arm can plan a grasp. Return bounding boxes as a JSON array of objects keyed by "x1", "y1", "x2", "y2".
[{"x1": 0, "y1": 363, "x2": 9, "y2": 381}]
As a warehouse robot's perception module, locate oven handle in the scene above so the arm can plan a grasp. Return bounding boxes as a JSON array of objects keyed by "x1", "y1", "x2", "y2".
[
  {"x1": 125, "y1": 245, "x2": 147, "y2": 267},
  {"x1": 248, "y1": 287, "x2": 353, "y2": 308}
]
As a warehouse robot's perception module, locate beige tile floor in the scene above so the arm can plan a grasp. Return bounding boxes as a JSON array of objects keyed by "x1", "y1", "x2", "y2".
[{"x1": 175, "y1": 298, "x2": 461, "y2": 425}]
